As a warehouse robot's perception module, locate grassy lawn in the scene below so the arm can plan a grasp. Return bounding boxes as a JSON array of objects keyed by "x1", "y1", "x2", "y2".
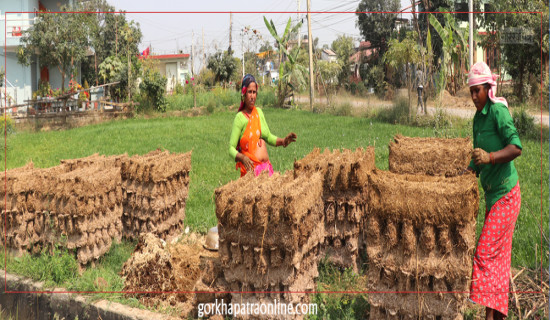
[{"x1": 1, "y1": 107, "x2": 548, "y2": 317}]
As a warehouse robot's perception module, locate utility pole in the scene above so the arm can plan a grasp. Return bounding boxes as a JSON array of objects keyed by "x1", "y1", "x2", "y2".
[
  {"x1": 191, "y1": 30, "x2": 195, "y2": 77},
  {"x1": 229, "y1": 13, "x2": 233, "y2": 54},
  {"x1": 202, "y1": 27, "x2": 205, "y2": 70},
  {"x1": 115, "y1": 15, "x2": 118, "y2": 57},
  {"x1": 297, "y1": 0, "x2": 301, "y2": 47},
  {"x1": 468, "y1": 0, "x2": 474, "y2": 67},
  {"x1": 242, "y1": 29, "x2": 245, "y2": 77},
  {"x1": 307, "y1": 0, "x2": 314, "y2": 110}
]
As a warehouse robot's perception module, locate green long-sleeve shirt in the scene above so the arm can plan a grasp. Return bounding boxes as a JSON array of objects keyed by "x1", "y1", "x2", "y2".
[
  {"x1": 468, "y1": 100, "x2": 522, "y2": 210},
  {"x1": 228, "y1": 108, "x2": 279, "y2": 160}
]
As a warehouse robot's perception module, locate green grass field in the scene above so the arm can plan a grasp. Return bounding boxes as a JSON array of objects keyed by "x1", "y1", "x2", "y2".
[
  {"x1": 4, "y1": 107, "x2": 548, "y2": 269},
  {"x1": 1, "y1": 107, "x2": 548, "y2": 318}
]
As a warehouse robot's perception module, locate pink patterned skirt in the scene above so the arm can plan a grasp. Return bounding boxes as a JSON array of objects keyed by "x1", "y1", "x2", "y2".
[
  {"x1": 254, "y1": 161, "x2": 274, "y2": 177},
  {"x1": 470, "y1": 181, "x2": 521, "y2": 315}
]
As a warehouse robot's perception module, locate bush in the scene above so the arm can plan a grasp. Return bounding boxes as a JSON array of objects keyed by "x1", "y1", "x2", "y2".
[
  {"x1": 332, "y1": 102, "x2": 353, "y2": 116},
  {"x1": 1, "y1": 114, "x2": 15, "y2": 135},
  {"x1": 138, "y1": 68, "x2": 167, "y2": 112},
  {"x1": 513, "y1": 107, "x2": 538, "y2": 140},
  {"x1": 376, "y1": 96, "x2": 410, "y2": 124},
  {"x1": 349, "y1": 81, "x2": 366, "y2": 97},
  {"x1": 174, "y1": 82, "x2": 184, "y2": 95}
]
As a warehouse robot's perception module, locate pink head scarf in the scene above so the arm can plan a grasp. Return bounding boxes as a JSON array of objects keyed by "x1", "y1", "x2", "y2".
[{"x1": 468, "y1": 61, "x2": 508, "y2": 108}]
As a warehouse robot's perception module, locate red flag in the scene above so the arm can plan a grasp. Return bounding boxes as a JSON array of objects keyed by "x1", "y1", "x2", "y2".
[{"x1": 141, "y1": 47, "x2": 150, "y2": 58}]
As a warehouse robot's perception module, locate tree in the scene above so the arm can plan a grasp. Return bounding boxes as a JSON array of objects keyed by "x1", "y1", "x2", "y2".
[
  {"x1": 356, "y1": 0, "x2": 400, "y2": 56},
  {"x1": 429, "y1": 13, "x2": 470, "y2": 96},
  {"x1": 264, "y1": 16, "x2": 306, "y2": 108},
  {"x1": 478, "y1": 0, "x2": 549, "y2": 102},
  {"x1": 207, "y1": 51, "x2": 237, "y2": 85},
  {"x1": 17, "y1": 6, "x2": 93, "y2": 97},
  {"x1": 80, "y1": 0, "x2": 142, "y2": 86},
  {"x1": 384, "y1": 32, "x2": 421, "y2": 114},
  {"x1": 331, "y1": 35, "x2": 355, "y2": 85}
]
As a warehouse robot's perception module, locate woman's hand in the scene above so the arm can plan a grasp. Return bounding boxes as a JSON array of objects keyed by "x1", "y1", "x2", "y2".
[
  {"x1": 472, "y1": 148, "x2": 490, "y2": 166},
  {"x1": 282, "y1": 132, "x2": 297, "y2": 147},
  {"x1": 236, "y1": 153, "x2": 254, "y2": 173}
]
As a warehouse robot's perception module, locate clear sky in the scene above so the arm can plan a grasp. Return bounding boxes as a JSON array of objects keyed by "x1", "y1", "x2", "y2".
[{"x1": 107, "y1": 0, "x2": 412, "y2": 70}]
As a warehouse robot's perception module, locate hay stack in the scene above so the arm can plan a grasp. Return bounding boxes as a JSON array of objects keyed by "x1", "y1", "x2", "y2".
[
  {"x1": 294, "y1": 147, "x2": 375, "y2": 270},
  {"x1": 121, "y1": 150, "x2": 192, "y2": 241},
  {"x1": 59, "y1": 153, "x2": 128, "y2": 172},
  {"x1": 53, "y1": 164, "x2": 123, "y2": 265},
  {"x1": 215, "y1": 171, "x2": 325, "y2": 314},
  {"x1": 121, "y1": 233, "x2": 229, "y2": 318},
  {"x1": 388, "y1": 135, "x2": 472, "y2": 177},
  {"x1": 1, "y1": 162, "x2": 123, "y2": 265},
  {"x1": 121, "y1": 233, "x2": 180, "y2": 305},
  {"x1": 366, "y1": 169, "x2": 479, "y2": 319}
]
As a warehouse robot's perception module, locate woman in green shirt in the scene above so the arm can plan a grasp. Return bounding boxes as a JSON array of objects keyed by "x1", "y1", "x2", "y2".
[
  {"x1": 467, "y1": 62, "x2": 522, "y2": 320},
  {"x1": 229, "y1": 74, "x2": 296, "y2": 177}
]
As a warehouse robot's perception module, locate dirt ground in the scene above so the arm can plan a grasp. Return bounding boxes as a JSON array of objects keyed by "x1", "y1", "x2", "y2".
[{"x1": 296, "y1": 89, "x2": 549, "y2": 126}]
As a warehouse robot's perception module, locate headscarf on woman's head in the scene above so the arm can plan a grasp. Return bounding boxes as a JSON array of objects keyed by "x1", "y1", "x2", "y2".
[
  {"x1": 239, "y1": 74, "x2": 257, "y2": 112},
  {"x1": 468, "y1": 61, "x2": 508, "y2": 108}
]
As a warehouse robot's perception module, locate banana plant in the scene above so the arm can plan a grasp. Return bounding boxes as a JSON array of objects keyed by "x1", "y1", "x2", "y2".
[
  {"x1": 429, "y1": 13, "x2": 471, "y2": 96},
  {"x1": 264, "y1": 16, "x2": 306, "y2": 107}
]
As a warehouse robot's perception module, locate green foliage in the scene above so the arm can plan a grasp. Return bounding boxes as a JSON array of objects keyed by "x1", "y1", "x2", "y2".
[
  {"x1": 139, "y1": 68, "x2": 167, "y2": 112},
  {"x1": 348, "y1": 82, "x2": 367, "y2": 97},
  {"x1": 0, "y1": 114, "x2": 15, "y2": 136},
  {"x1": 309, "y1": 260, "x2": 368, "y2": 320},
  {"x1": 263, "y1": 16, "x2": 306, "y2": 107},
  {"x1": 477, "y1": 1, "x2": 548, "y2": 102},
  {"x1": 513, "y1": 107, "x2": 538, "y2": 140},
  {"x1": 80, "y1": 0, "x2": 143, "y2": 86},
  {"x1": 5, "y1": 243, "x2": 79, "y2": 287},
  {"x1": 428, "y1": 13, "x2": 470, "y2": 96},
  {"x1": 364, "y1": 64, "x2": 386, "y2": 98},
  {"x1": 376, "y1": 96, "x2": 411, "y2": 124},
  {"x1": 207, "y1": 51, "x2": 237, "y2": 85},
  {"x1": 4, "y1": 108, "x2": 548, "y2": 270},
  {"x1": 356, "y1": 0, "x2": 400, "y2": 55},
  {"x1": 331, "y1": 35, "x2": 355, "y2": 84},
  {"x1": 197, "y1": 68, "x2": 216, "y2": 87},
  {"x1": 18, "y1": 5, "x2": 93, "y2": 93},
  {"x1": 98, "y1": 55, "x2": 139, "y2": 101},
  {"x1": 98, "y1": 56, "x2": 124, "y2": 85},
  {"x1": 383, "y1": 31, "x2": 421, "y2": 112},
  {"x1": 317, "y1": 60, "x2": 342, "y2": 93},
  {"x1": 165, "y1": 86, "x2": 276, "y2": 111}
]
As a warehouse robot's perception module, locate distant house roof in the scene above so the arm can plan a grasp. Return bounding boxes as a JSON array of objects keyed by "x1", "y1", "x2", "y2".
[
  {"x1": 349, "y1": 42, "x2": 375, "y2": 64},
  {"x1": 139, "y1": 53, "x2": 190, "y2": 60},
  {"x1": 322, "y1": 49, "x2": 336, "y2": 56}
]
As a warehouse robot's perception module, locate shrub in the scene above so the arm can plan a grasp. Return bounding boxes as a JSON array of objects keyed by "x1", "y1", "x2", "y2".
[
  {"x1": 333, "y1": 102, "x2": 353, "y2": 116},
  {"x1": 349, "y1": 81, "x2": 366, "y2": 97},
  {"x1": 174, "y1": 82, "x2": 184, "y2": 95},
  {"x1": 513, "y1": 107, "x2": 538, "y2": 140},
  {"x1": 138, "y1": 68, "x2": 167, "y2": 112},
  {"x1": 0, "y1": 114, "x2": 15, "y2": 135},
  {"x1": 377, "y1": 96, "x2": 410, "y2": 124}
]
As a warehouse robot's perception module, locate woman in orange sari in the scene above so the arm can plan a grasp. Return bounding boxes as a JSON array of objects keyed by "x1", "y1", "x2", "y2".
[{"x1": 229, "y1": 74, "x2": 297, "y2": 177}]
